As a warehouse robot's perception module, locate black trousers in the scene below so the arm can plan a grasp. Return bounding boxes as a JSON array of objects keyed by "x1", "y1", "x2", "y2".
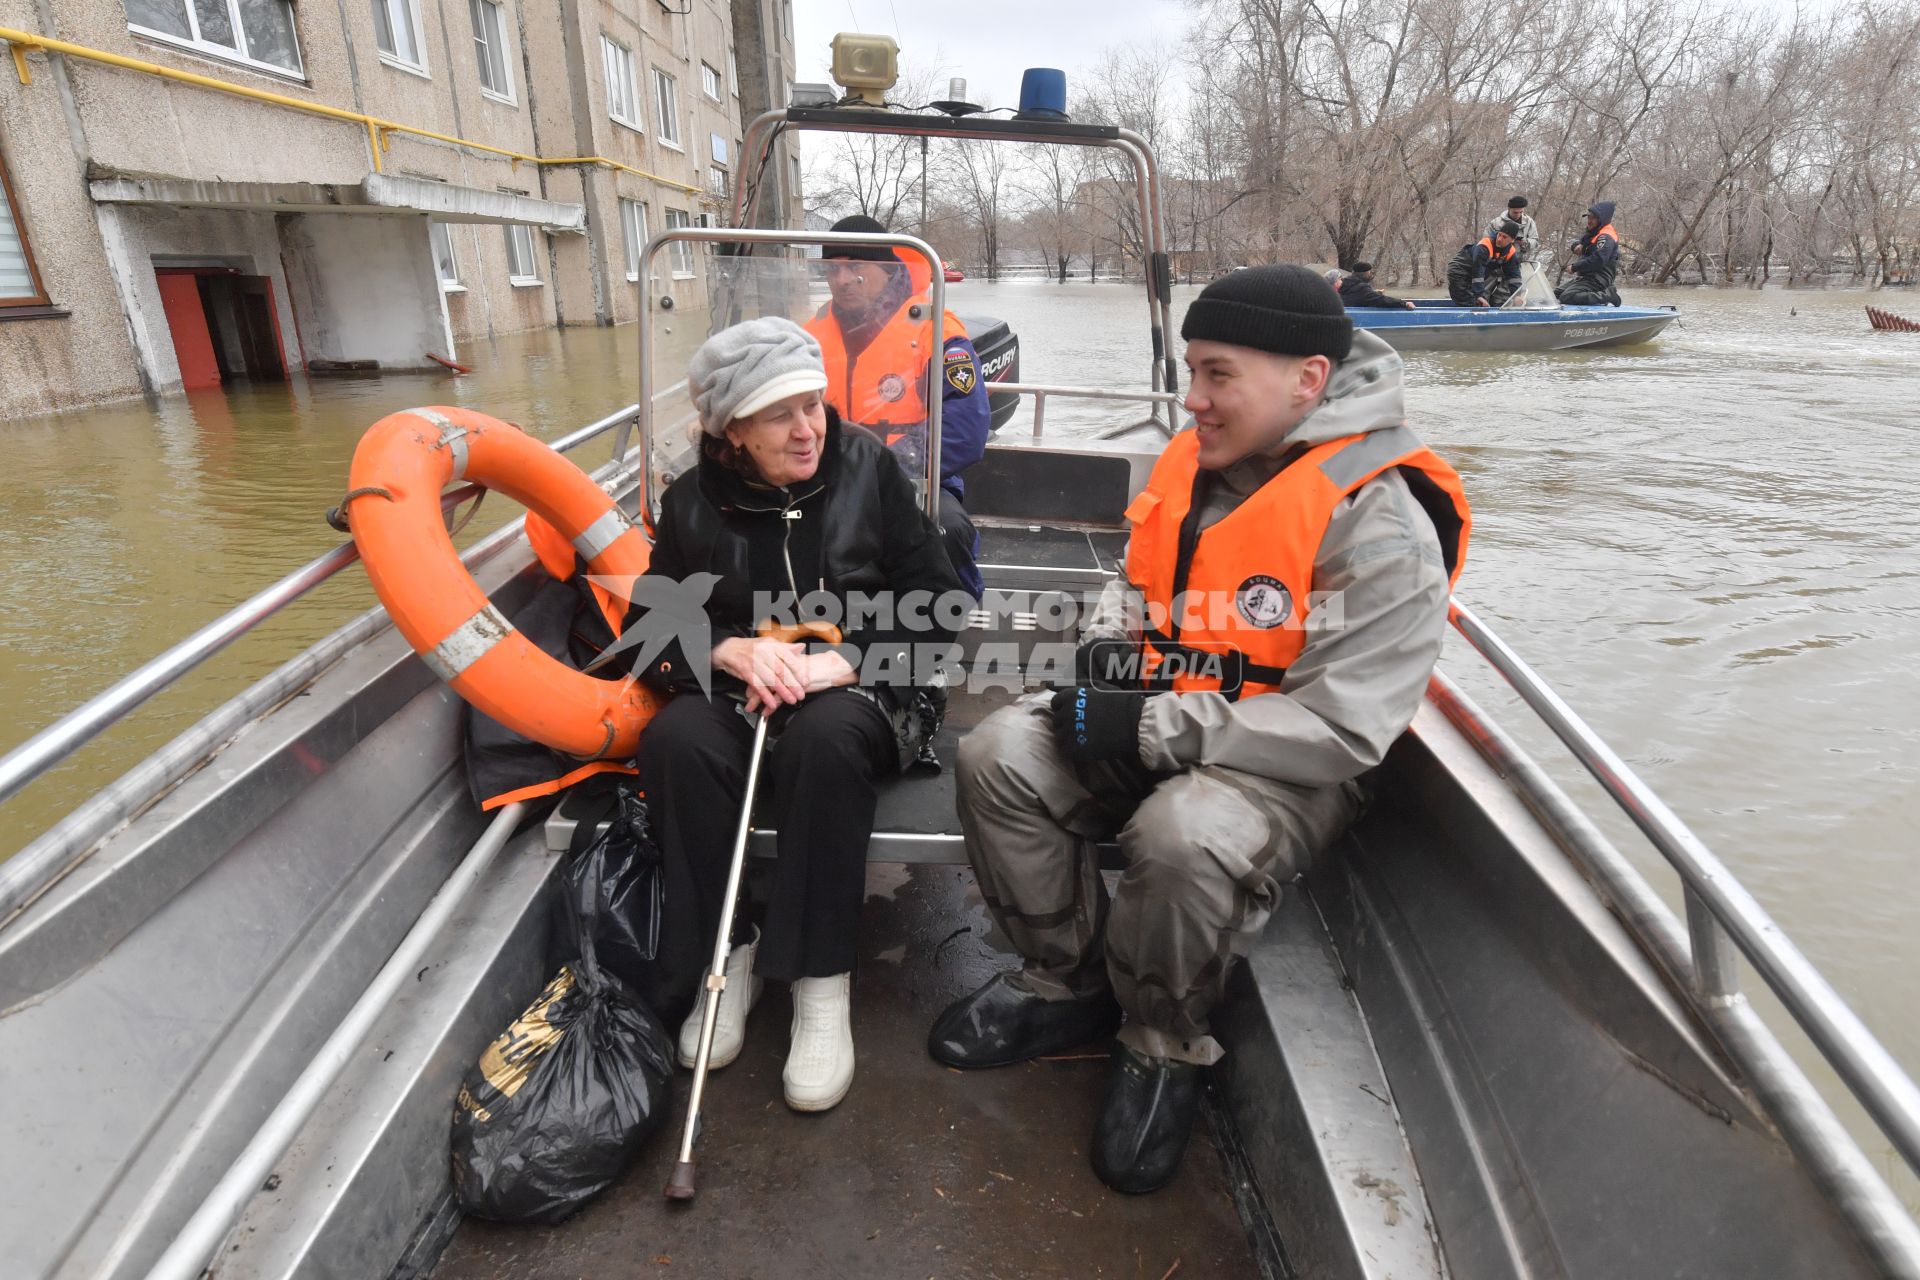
[{"x1": 637, "y1": 689, "x2": 897, "y2": 986}]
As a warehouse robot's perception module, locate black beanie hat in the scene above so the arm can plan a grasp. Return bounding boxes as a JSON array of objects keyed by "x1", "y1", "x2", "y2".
[
  {"x1": 1497, "y1": 218, "x2": 1522, "y2": 238},
  {"x1": 823, "y1": 214, "x2": 897, "y2": 263},
  {"x1": 1181, "y1": 264, "x2": 1353, "y2": 362},
  {"x1": 1507, "y1": 195, "x2": 1529, "y2": 209},
  {"x1": 1351, "y1": 260, "x2": 1373, "y2": 274}
]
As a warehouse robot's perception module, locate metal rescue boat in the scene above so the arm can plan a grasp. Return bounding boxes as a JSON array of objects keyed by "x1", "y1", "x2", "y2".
[
  {"x1": 1350, "y1": 260, "x2": 1681, "y2": 352},
  {"x1": 3, "y1": 83, "x2": 1920, "y2": 1280}
]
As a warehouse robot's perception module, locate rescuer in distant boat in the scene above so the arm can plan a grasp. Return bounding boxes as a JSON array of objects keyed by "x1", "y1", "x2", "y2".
[
  {"x1": 1447, "y1": 220, "x2": 1523, "y2": 307},
  {"x1": 929, "y1": 266, "x2": 1470, "y2": 1195},
  {"x1": 805, "y1": 215, "x2": 991, "y2": 597},
  {"x1": 1556, "y1": 201, "x2": 1623, "y2": 306},
  {"x1": 1336, "y1": 261, "x2": 1417, "y2": 309},
  {"x1": 1485, "y1": 195, "x2": 1541, "y2": 263}
]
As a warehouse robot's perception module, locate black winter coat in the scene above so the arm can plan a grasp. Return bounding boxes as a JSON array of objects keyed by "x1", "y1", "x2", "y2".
[
  {"x1": 1337, "y1": 273, "x2": 1411, "y2": 309},
  {"x1": 630, "y1": 409, "x2": 965, "y2": 706}
]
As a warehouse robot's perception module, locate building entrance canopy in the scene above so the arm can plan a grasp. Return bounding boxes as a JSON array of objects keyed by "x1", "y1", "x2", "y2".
[{"x1": 87, "y1": 171, "x2": 585, "y2": 233}]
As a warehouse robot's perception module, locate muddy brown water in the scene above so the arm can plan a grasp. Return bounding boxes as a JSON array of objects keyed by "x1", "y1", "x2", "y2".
[{"x1": 3, "y1": 281, "x2": 1916, "y2": 1202}]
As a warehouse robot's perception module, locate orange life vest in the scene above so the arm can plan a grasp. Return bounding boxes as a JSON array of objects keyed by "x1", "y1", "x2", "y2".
[
  {"x1": 1477, "y1": 235, "x2": 1518, "y2": 266},
  {"x1": 805, "y1": 248, "x2": 968, "y2": 432},
  {"x1": 1122, "y1": 425, "x2": 1469, "y2": 701},
  {"x1": 1588, "y1": 223, "x2": 1619, "y2": 252}
]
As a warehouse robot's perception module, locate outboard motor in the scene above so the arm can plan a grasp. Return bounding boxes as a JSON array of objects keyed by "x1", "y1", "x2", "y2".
[{"x1": 958, "y1": 313, "x2": 1020, "y2": 432}]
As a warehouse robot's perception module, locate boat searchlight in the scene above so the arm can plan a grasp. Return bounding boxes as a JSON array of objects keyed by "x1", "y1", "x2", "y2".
[{"x1": 829, "y1": 32, "x2": 898, "y2": 105}]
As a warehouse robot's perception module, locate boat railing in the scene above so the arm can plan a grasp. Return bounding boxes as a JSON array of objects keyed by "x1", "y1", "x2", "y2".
[
  {"x1": 989, "y1": 382, "x2": 1183, "y2": 439},
  {"x1": 1444, "y1": 600, "x2": 1920, "y2": 1270},
  {"x1": 0, "y1": 397, "x2": 673, "y2": 923}
]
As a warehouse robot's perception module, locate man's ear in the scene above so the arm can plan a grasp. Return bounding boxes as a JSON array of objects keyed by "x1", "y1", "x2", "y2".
[{"x1": 1296, "y1": 354, "x2": 1333, "y2": 404}]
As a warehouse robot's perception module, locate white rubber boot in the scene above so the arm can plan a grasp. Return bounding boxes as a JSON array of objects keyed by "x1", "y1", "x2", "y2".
[
  {"x1": 676, "y1": 928, "x2": 761, "y2": 1070},
  {"x1": 783, "y1": 973, "x2": 855, "y2": 1112}
]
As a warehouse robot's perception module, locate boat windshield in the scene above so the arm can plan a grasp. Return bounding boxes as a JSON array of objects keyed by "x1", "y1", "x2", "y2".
[
  {"x1": 642, "y1": 244, "x2": 952, "y2": 517},
  {"x1": 1502, "y1": 255, "x2": 1560, "y2": 310}
]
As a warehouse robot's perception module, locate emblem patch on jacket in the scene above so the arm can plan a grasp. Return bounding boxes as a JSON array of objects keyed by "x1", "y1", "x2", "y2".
[
  {"x1": 1236, "y1": 575, "x2": 1292, "y2": 628},
  {"x1": 877, "y1": 373, "x2": 907, "y2": 402},
  {"x1": 944, "y1": 347, "x2": 976, "y2": 395}
]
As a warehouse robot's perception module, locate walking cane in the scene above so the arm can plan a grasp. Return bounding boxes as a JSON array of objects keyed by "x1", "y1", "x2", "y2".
[{"x1": 665, "y1": 619, "x2": 842, "y2": 1202}]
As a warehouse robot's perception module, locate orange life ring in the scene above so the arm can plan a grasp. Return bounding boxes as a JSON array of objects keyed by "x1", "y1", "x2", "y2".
[{"x1": 346, "y1": 406, "x2": 664, "y2": 760}]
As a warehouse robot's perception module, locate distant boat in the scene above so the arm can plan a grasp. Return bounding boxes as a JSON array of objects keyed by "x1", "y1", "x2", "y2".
[
  {"x1": 1352, "y1": 299, "x2": 1680, "y2": 351},
  {"x1": 943, "y1": 264, "x2": 964, "y2": 283}
]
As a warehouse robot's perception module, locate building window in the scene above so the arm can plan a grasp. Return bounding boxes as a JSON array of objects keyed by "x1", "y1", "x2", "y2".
[
  {"x1": 505, "y1": 222, "x2": 541, "y2": 284},
  {"x1": 728, "y1": 49, "x2": 739, "y2": 96},
  {"x1": 603, "y1": 36, "x2": 641, "y2": 130},
  {"x1": 371, "y1": 0, "x2": 427, "y2": 73},
  {"x1": 701, "y1": 60, "x2": 723, "y2": 101},
  {"x1": 790, "y1": 154, "x2": 802, "y2": 198},
  {"x1": 709, "y1": 133, "x2": 728, "y2": 166},
  {"x1": 709, "y1": 167, "x2": 727, "y2": 197},
  {"x1": 125, "y1": 0, "x2": 303, "y2": 76},
  {"x1": 651, "y1": 67, "x2": 681, "y2": 149},
  {"x1": 431, "y1": 222, "x2": 462, "y2": 290},
  {"x1": 0, "y1": 143, "x2": 51, "y2": 309},
  {"x1": 469, "y1": 0, "x2": 513, "y2": 101},
  {"x1": 664, "y1": 208, "x2": 694, "y2": 278},
  {"x1": 782, "y1": 0, "x2": 793, "y2": 42},
  {"x1": 620, "y1": 198, "x2": 648, "y2": 281}
]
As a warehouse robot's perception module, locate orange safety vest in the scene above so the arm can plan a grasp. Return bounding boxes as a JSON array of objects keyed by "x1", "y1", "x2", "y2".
[
  {"x1": 1587, "y1": 223, "x2": 1618, "y2": 253},
  {"x1": 1122, "y1": 425, "x2": 1470, "y2": 701},
  {"x1": 1477, "y1": 235, "x2": 1518, "y2": 267},
  {"x1": 805, "y1": 248, "x2": 969, "y2": 432}
]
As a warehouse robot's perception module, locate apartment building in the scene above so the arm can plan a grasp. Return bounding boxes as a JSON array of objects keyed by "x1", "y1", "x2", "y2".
[{"x1": 0, "y1": 0, "x2": 801, "y2": 420}]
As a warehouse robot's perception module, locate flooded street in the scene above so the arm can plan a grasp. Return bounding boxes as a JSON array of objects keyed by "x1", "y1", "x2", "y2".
[{"x1": 3, "y1": 279, "x2": 1917, "y2": 1179}]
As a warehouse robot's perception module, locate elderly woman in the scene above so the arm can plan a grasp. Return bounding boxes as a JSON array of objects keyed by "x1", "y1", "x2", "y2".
[{"x1": 631, "y1": 316, "x2": 964, "y2": 1112}]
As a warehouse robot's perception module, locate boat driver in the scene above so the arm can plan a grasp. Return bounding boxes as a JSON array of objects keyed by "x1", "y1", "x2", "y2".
[
  {"x1": 929, "y1": 265, "x2": 1470, "y2": 1194},
  {"x1": 1447, "y1": 220, "x2": 1524, "y2": 308},
  {"x1": 804, "y1": 215, "x2": 992, "y2": 597}
]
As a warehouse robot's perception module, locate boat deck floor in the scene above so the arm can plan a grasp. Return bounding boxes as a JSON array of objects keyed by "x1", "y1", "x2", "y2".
[{"x1": 431, "y1": 863, "x2": 1259, "y2": 1280}]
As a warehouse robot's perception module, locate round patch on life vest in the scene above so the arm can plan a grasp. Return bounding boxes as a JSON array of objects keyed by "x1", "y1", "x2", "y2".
[
  {"x1": 1236, "y1": 575, "x2": 1292, "y2": 629},
  {"x1": 877, "y1": 373, "x2": 907, "y2": 402}
]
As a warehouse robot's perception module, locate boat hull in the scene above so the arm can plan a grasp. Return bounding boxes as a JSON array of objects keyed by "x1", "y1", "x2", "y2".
[{"x1": 1353, "y1": 303, "x2": 1679, "y2": 351}]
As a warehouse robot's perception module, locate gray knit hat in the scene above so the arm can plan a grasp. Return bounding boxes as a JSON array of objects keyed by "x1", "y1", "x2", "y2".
[{"x1": 687, "y1": 316, "x2": 829, "y2": 437}]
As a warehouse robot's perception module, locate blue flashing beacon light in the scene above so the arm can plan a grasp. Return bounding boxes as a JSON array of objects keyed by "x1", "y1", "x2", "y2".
[{"x1": 1017, "y1": 68, "x2": 1069, "y2": 120}]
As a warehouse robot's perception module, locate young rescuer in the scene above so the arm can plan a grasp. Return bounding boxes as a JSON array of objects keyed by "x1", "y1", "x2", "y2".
[{"x1": 928, "y1": 265, "x2": 1471, "y2": 1193}]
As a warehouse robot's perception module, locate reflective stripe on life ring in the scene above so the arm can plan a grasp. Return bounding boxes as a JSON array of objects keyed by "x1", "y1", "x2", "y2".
[{"x1": 346, "y1": 406, "x2": 664, "y2": 760}]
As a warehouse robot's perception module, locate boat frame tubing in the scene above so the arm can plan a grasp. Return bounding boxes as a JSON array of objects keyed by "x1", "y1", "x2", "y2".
[
  {"x1": 628, "y1": 227, "x2": 946, "y2": 525},
  {"x1": 0, "y1": 403, "x2": 642, "y2": 924},
  {"x1": 1428, "y1": 671, "x2": 1920, "y2": 1277},
  {"x1": 1448, "y1": 601, "x2": 1920, "y2": 1187},
  {"x1": 731, "y1": 108, "x2": 1179, "y2": 402},
  {"x1": 136, "y1": 801, "x2": 529, "y2": 1280}
]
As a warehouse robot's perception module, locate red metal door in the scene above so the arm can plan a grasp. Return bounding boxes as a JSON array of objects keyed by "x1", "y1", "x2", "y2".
[{"x1": 156, "y1": 270, "x2": 221, "y2": 390}]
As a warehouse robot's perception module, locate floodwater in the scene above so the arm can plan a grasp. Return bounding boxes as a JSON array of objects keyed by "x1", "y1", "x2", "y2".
[{"x1": 3, "y1": 280, "x2": 1918, "y2": 1189}]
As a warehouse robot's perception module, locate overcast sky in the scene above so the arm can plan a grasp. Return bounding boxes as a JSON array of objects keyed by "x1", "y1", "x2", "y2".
[{"x1": 792, "y1": 0, "x2": 1190, "y2": 112}]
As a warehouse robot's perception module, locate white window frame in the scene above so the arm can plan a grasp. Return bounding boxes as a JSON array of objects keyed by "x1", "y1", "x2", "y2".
[
  {"x1": 125, "y1": 0, "x2": 306, "y2": 80},
  {"x1": 701, "y1": 60, "x2": 723, "y2": 101},
  {"x1": 602, "y1": 36, "x2": 642, "y2": 131},
  {"x1": 651, "y1": 66, "x2": 682, "y2": 150},
  {"x1": 430, "y1": 221, "x2": 464, "y2": 291},
  {"x1": 469, "y1": 0, "x2": 514, "y2": 103},
  {"x1": 620, "y1": 198, "x2": 648, "y2": 282},
  {"x1": 664, "y1": 208, "x2": 695, "y2": 279},
  {"x1": 371, "y1": 0, "x2": 429, "y2": 77},
  {"x1": 504, "y1": 222, "x2": 541, "y2": 285}
]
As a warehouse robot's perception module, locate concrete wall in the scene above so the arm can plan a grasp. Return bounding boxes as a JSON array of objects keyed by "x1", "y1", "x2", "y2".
[
  {"x1": 279, "y1": 213, "x2": 447, "y2": 368},
  {"x1": 90, "y1": 204, "x2": 306, "y2": 393},
  {"x1": 0, "y1": 0, "x2": 765, "y2": 419}
]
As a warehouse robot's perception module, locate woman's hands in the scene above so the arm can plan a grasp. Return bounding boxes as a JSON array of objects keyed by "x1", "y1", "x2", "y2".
[{"x1": 713, "y1": 637, "x2": 858, "y2": 716}]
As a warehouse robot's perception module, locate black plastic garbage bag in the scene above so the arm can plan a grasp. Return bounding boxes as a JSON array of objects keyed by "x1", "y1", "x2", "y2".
[
  {"x1": 450, "y1": 856, "x2": 676, "y2": 1223},
  {"x1": 556, "y1": 785, "x2": 664, "y2": 1001}
]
